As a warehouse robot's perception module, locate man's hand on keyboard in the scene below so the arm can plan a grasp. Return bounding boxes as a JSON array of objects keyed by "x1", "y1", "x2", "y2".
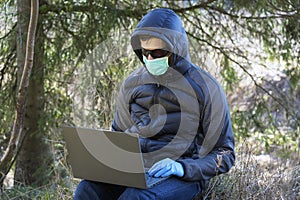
[{"x1": 148, "y1": 158, "x2": 184, "y2": 178}]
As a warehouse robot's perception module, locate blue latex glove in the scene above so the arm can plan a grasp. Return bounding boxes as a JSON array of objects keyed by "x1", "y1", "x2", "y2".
[{"x1": 148, "y1": 158, "x2": 184, "y2": 178}]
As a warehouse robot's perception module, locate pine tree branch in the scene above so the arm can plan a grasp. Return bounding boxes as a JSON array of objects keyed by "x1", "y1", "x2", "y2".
[
  {"x1": 172, "y1": 1, "x2": 298, "y2": 20},
  {"x1": 186, "y1": 31, "x2": 299, "y2": 126}
]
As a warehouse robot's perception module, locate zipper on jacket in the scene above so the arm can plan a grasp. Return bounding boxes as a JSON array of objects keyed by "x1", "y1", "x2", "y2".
[{"x1": 153, "y1": 83, "x2": 161, "y2": 105}]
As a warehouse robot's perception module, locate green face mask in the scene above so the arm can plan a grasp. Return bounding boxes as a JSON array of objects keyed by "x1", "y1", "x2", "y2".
[{"x1": 143, "y1": 55, "x2": 169, "y2": 76}]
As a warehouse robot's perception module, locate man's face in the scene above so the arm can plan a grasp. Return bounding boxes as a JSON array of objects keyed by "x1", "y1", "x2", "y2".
[{"x1": 140, "y1": 38, "x2": 168, "y2": 60}]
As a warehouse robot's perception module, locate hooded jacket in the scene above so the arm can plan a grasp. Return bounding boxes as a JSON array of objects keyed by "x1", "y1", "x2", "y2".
[{"x1": 112, "y1": 8, "x2": 235, "y2": 182}]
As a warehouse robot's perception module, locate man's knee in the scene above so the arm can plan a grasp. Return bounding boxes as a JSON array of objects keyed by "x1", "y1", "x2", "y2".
[{"x1": 74, "y1": 180, "x2": 93, "y2": 200}]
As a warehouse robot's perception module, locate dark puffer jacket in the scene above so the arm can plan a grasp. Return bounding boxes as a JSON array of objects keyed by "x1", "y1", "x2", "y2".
[{"x1": 112, "y1": 8, "x2": 235, "y2": 182}]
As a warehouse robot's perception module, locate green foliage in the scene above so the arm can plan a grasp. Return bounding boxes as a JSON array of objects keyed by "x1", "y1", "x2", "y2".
[
  {"x1": 32, "y1": 0, "x2": 143, "y2": 140},
  {"x1": 286, "y1": 66, "x2": 300, "y2": 89},
  {"x1": 71, "y1": 39, "x2": 140, "y2": 129},
  {"x1": 230, "y1": 78, "x2": 299, "y2": 151},
  {"x1": 220, "y1": 56, "x2": 240, "y2": 91}
]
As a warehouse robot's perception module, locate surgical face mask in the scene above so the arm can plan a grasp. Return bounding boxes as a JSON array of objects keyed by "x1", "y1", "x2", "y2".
[{"x1": 143, "y1": 55, "x2": 169, "y2": 76}]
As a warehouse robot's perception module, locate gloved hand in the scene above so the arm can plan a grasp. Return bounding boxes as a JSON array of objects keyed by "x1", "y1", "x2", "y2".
[{"x1": 148, "y1": 158, "x2": 184, "y2": 178}]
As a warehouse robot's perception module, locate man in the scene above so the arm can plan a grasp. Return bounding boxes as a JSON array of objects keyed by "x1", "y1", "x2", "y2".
[{"x1": 74, "y1": 8, "x2": 235, "y2": 200}]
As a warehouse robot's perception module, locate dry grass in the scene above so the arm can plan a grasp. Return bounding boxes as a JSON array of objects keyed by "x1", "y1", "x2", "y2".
[{"x1": 201, "y1": 142, "x2": 300, "y2": 200}]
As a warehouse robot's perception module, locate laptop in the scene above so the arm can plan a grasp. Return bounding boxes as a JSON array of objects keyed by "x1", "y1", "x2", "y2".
[{"x1": 62, "y1": 126, "x2": 169, "y2": 189}]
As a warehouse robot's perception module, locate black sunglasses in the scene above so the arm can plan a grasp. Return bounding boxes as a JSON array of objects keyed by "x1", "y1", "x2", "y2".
[{"x1": 142, "y1": 48, "x2": 169, "y2": 59}]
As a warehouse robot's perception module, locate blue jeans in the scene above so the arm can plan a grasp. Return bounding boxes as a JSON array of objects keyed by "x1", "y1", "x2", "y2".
[{"x1": 74, "y1": 177, "x2": 203, "y2": 200}]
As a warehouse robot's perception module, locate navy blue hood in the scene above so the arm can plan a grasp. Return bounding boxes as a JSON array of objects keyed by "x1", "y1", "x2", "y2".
[{"x1": 131, "y1": 8, "x2": 191, "y2": 69}]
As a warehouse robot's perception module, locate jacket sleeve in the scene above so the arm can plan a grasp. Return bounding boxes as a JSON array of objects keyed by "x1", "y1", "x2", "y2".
[
  {"x1": 111, "y1": 79, "x2": 132, "y2": 132},
  {"x1": 177, "y1": 111, "x2": 235, "y2": 181},
  {"x1": 111, "y1": 71, "x2": 141, "y2": 132}
]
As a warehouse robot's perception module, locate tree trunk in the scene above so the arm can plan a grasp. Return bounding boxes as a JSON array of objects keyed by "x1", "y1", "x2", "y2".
[
  {"x1": 14, "y1": 0, "x2": 53, "y2": 186},
  {"x1": 0, "y1": 0, "x2": 49, "y2": 187}
]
